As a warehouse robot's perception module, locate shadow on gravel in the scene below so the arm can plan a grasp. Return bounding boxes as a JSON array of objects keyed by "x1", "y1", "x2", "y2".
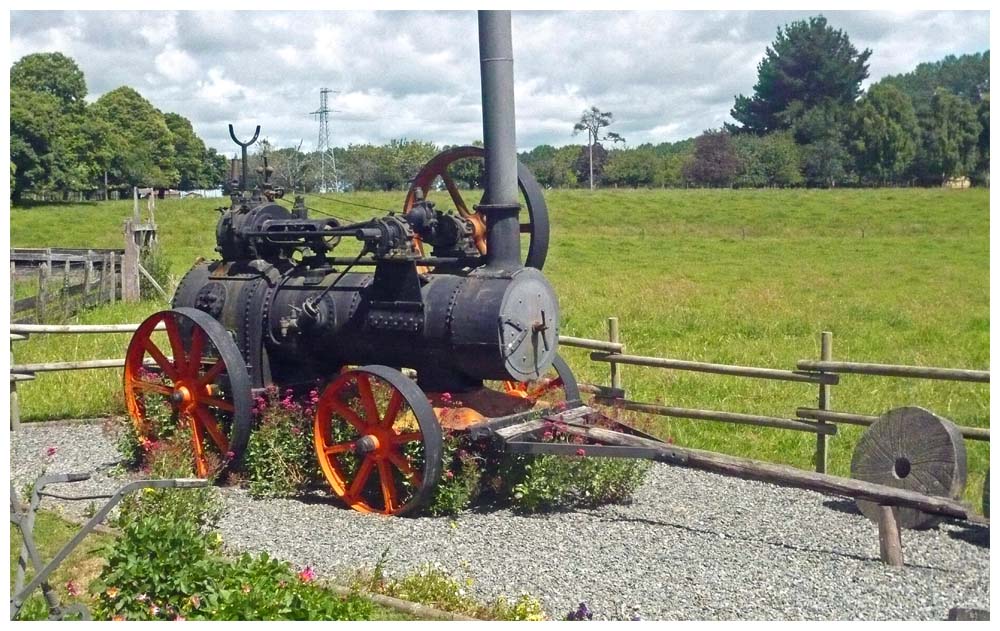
[
  {"x1": 822, "y1": 498, "x2": 862, "y2": 517},
  {"x1": 945, "y1": 521, "x2": 990, "y2": 548},
  {"x1": 580, "y1": 510, "x2": 949, "y2": 571}
]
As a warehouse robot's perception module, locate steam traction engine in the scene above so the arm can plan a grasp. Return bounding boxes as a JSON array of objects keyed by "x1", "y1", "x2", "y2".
[{"x1": 123, "y1": 12, "x2": 580, "y2": 515}]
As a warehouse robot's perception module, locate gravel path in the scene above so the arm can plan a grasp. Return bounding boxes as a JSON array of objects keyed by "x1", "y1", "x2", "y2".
[{"x1": 11, "y1": 421, "x2": 990, "y2": 621}]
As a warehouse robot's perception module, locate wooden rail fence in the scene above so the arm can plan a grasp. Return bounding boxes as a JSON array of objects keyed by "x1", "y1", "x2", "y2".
[
  {"x1": 10, "y1": 188, "x2": 163, "y2": 325},
  {"x1": 586, "y1": 324, "x2": 988, "y2": 475}
]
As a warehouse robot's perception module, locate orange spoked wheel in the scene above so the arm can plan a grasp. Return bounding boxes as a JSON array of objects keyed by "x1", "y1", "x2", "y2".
[
  {"x1": 314, "y1": 365, "x2": 442, "y2": 516},
  {"x1": 500, "y1": 354, "x2": 581, "y2": 407},
  {"x1": 403, "y1": 145, "x2": 550, "y2": 270},
  {"x1": 123, "y1": 308, "x2": 252, "y2": 478}
]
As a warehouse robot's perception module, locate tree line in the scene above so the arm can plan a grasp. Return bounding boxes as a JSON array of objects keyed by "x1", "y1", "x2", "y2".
[
  {"x1": 10, "y1": 52, "x2": 226, "y2": 202},
  {"x1": 9, "y1": 16, "x2": 989, "y2": 200}
]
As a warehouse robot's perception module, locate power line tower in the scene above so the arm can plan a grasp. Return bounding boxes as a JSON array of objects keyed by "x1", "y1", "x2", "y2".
[{"x1": 311, "y1": 88, "x2": 338, "y2": 193}]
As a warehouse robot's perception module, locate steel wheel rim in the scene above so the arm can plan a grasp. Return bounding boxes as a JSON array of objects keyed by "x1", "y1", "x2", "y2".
[
  {"x1": 123, "y1": 308, "x2": 252, "y2": 478},
  {"x1": 500, "y1": 354, "x2": 581, "y2": 406},
  {"x1": 314, "y1": 365, "x2": 442, "y2": 515},
  {"x1": 403, "y1": 145, "x2": 550, "y2": 270}
]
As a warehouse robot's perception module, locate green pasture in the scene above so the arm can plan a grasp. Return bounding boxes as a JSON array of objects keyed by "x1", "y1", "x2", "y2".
[{"x1": 10, "y1": 188, "x2": 990, "y2": 509}]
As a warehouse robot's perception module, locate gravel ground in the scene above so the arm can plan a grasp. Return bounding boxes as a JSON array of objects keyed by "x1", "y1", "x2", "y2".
[{"x1": 11, "y1": 421, "x2": 990, "y2": 621}]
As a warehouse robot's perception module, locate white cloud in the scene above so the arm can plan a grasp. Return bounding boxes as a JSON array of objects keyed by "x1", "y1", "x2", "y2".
[
  {"x1": 9, "y1": 10, "x2": 990, "y2": 154},
  {"x1": 155, "y1": 46, "x2": 199, "y2": 82}
]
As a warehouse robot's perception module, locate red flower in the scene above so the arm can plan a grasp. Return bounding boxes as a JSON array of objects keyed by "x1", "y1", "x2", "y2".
[
  {"x1": 44, "y1": 446, "x2": 58, "y2": 457},
  {"x1": 575, "y1": 448, "x2": 586, "y2": 457},
  {"x1": 298, "y1": 566, "x2": 316, "y2": 582},
  {"x1": 65, "y1": 580, "x2": 80, "y2": 596}
]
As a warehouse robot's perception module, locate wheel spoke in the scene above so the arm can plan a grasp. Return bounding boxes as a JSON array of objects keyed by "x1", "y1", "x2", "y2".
[
  {"x1": 387, "y1": 450, "x2": 421, "y2": 487},
  {"x1": 199, "y1": 396, "x2": 235, "y2": 413},
  {"x1": 326, "y1": 397, "x2": 368, "y2": 434},
  {"x1": 348, "y1": 455, "x2": 375, "y2": 499},
  {"x1": 198, "y1": 360, "x2": 227, "y2": 387},
  {"x1": 194, "y1": 407, "x2": 230, "y2": 453},
  {"x1": 188, "y1": 412, "x2": 209, "y2": 478},
  {"x1": 131, "y1": 380, "x2": 173, "y2": 396},
  {"x1": 441, "y1": 171, "x2": 471, "y2": 216},
  {"x1": 324, "y1": 442, "x2": 355, "y2": 456},
  {"x1": 355, "y1": 374, "x2": 381, "y2": 424},
  {"x1": 382, "y1": 390, "x2": 404, "y2": 427},
  {"x1": 143, "y1": 338, "x2": 178, "y2": 381},
  {"x1": 188, "y1": 327, "x2": 205, "y2": 376},
  {"x1": 393, "y1": 431, "x2": 422, "y2": 444},
  {"x1": 377, "y1": 459, "x2": 397, "y2": 513},
  {"x1": 163, "y1": 317, "x2": 187, "y2": 373}
]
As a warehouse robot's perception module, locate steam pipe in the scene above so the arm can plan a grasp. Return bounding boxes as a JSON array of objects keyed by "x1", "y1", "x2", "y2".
[{"x1": 477, "y1": 10, "x2": 521, "y2": 269}]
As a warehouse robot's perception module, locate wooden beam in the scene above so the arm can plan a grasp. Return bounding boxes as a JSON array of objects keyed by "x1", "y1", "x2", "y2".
[
  {"x1": 558, "y1": 335, "x2": 624, "y2": 353},
  {"x1": 10, "y1": 323, "x2": 163, "y2": 334},
  {"x1": 877, "y1": 505, "x2": 904, "y2": 566},
  {"x1": 796, "y1": 407, "x2": 989, "y2": 442},
  {"x1": 561, "y1": 425, "x2": 969, "y2": 520},
  {"x1": 796, "y1": 360, "x2": 988, "y2": 383},
  {"x1": 591, "y1": 352, "x2": 838, "y2": 385},
  {"x1": 600, "y1": 398, "x2": 838, "y2": 435}
]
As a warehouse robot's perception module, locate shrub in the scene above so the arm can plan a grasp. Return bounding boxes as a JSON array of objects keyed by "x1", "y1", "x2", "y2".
[
  {"x1": 244, "y1": 386, "x2": 319, "y2": 498},
  {"x1": 138, "y1": 244, "x2": 171, "y2": 300},
  {"x1": 427, "y1": 433, "x2": 483, "y2": 516}
]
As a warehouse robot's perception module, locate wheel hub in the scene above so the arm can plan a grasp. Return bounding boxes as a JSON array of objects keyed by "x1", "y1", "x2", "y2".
[
  {"x1": 355, "y1": 434, "x2": 381, "y2": 455},
  {"x1": 170, "y1": 385, "x2": 194, "y2": 409}
]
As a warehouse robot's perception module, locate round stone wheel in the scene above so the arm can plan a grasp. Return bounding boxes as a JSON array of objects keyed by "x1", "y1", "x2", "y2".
[{"x1": 850, "y1": 406, "x2": 967, "y2": 530}]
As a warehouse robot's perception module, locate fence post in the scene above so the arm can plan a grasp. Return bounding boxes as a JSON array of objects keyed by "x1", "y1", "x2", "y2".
[
  {"x1": 62, "y1": 259, "x2": 71, "y2": 318},
  {"x1": 84, "y1": 253, "x2": 94, "y2": 307},
  {"x1": 608, "y1": 316, "x2": 622, "y2": 392},
  {"x1": 36, "y1": 263, "x2": 50, "y2": 324},
  {"x1": 814, "y1": 331, "x2": 833, "y2": 473},
  {"x1": 122, "y1": 219, "x2": 140, "y2": 301},
  {"x1": 109, "y1": 252, "x2": 118, "y2": 305},
  {"x1": 10, "y1": 261, "x2": 15, "y2": 320},
  {"x1": 133, "y1": 186, "x2": 140, "y2": 222}
]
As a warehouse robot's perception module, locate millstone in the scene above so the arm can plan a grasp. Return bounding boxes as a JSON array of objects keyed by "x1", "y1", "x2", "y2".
[{"x1": 850, "y1": 406, "x2": 967, "y2": 530}]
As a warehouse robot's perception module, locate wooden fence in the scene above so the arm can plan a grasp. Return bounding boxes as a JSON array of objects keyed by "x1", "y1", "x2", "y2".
[
  {"x1": 586, "y1": 324, "x2": 989, "y2": 474},
  {"x1": 10, "y1": 188, "x2": 163, "y2": 324}
]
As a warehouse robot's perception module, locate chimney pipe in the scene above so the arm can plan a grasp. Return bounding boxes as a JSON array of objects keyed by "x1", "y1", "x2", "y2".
[{"x1": 477, "y1": 10, "x2": 521, "y2": 269}]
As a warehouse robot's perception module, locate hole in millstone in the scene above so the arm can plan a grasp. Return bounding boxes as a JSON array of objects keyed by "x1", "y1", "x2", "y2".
[{"x1": 893, "y1": 457, "x2": 912, "y2": 479}]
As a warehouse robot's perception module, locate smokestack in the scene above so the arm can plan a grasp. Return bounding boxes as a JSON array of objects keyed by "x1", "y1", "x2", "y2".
[{"x1": 477, "y1": 10, "x2": 521, "y2": 269}]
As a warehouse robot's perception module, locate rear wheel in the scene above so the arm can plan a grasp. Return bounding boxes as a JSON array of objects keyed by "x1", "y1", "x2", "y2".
[{"x1": 123, "y1": 308, "x2": 252, "y2": 478}]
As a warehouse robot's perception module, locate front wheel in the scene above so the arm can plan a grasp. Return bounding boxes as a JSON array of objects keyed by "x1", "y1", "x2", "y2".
[{"x1": 314, "y1": 365, "x2": 443, "y2": 515}]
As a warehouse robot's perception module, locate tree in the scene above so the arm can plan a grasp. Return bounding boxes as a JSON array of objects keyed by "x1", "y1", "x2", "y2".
[
  {"x1": 164, "y1": 113, "x2": 212, "y2": 189},
  {"x1": 792, "y1": 100, "x2": 852, "y2": 187},
  {"x1": 877, "y1": 51, "x2": 989, "y2": 115},
  {"x1": 682, "y1": 130, "x2": 739, "y2": 187},
  {"x1": 572, "y1": 142, "x2": 609, "y2": 187},
  {"x1": 10, "y1": 52, "x2": 87, "y2": 113},
  {"x1": 849, "y1": 84, "x2": 919, "y2": 185},
  {"x1": 732, "y1": 131, "x2": 802, "y2": 188},
  {"x1": 729, "y1": 15, "x2": 871, "y2": 135},
  {"x1": 913, "y1": 89, "x2": 981, "y2": 183},
  {"x1": 572, "y1": 106, "x2": 625, "y2": 189},
  {"x1": 603, "y1": 147, "x2": 656, "y2": 188},
  {"x1": 90, "y1": 86, "x2": 178, "y2": 189},
  {"x1": 974, "y1": 95, "x2": 989, "y2": 185}
]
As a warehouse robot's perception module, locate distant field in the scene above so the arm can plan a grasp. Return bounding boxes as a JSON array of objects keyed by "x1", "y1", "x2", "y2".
[{"x1": 10, "y1": 188, "x2": 990, "y2": 508}]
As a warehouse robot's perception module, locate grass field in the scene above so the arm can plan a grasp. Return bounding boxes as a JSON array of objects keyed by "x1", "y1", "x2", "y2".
[{"x1": 10, "y1": 188, "x2": 990, "y2": 509}]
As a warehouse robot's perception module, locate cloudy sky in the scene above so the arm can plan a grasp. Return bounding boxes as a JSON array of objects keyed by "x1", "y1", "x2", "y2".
[{"x1": 9, "y1": 10, "x2": 991, "y2": 155}]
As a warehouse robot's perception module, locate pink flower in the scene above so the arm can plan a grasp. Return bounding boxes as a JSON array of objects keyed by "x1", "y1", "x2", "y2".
[
  {"x1": 575, "y1": 448, "x2": 586, "y2": 457},
  {"x1": 440, "y1": 392, "x2": 452, "y2": 402},
  {"x1": 225, "y1": 451, "x2": 235, "y2": 460},
  {"x1": 174, "y1": 615, "x2": 186, "y2": 621},
  {"x1": 445, "y1": 470, "x2": 454, "y2": 479},
  {"x1": 298, "y1": 566, "x2": 316, "y2": 582},
  {"x1": 44, "y1": 446, "x2": 57, "y2": 457},
  {"x1": 65, "y1": 580, "x2": 80, "y2": 596},
  {"x1": 542, "y1": 431, "x2": 554, "y2": 441},
  {"x1": 290, "y1": 426, "x2": 302, "y2": 435}
]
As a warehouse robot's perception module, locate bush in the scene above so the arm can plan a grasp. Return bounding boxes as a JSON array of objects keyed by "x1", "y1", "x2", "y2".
[
  {"x1": 92, "y1": 439, "x2": 372, "y2": 621},
  {"x1": 244, "y1": 386, "x2": 319, "y2": 498},
  {"x1": 138, "y1": 244, "x2": 171, "y2": 300},
  {"x1": 427, "y1": 433, "x2": 483, "y2": 516}
]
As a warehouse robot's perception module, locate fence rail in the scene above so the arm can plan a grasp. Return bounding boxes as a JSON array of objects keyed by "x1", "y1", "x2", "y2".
[{"x1": 9, "y1": 321, "x2": 990, "y2": 468}]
